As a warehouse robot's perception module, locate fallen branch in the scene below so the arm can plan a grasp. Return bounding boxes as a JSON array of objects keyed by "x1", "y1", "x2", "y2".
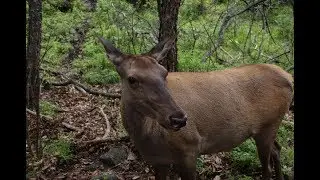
[
  {"x1": 73, "y1": 85, "x2": 88, "y2": 95},
  {"x1": 55, "y1": 108, "x2": 69, "y2": 113},
  {"x1": 26, "y1": 108, "x2": 53, "y2": 121},
  {"x1": 62, "y1": 122, "x2": 83, "y2": 133},
  {"x1": 49, "y1": 80, "x2": 71, "y2": 86},
  {"x1": 76, "y1": 105, "x2": 130, "y2": 148},
  {"x1": 49, "y1": 78, "x2": 121, "y2": 98},
  {"x1": 29, "y1": 159, "x2": 44, "y2": 167},
  {"x1": 71, "y1": 79, "x2": 121, "y2": 98},
  {"x1": 99, "y1": 106, "x2": 111, "y2": 139},
  {"x1": 40, "y1": 67, "x2": 121, "y2": 98}
]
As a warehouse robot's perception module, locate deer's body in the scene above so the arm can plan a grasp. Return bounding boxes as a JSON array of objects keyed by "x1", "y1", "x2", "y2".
[{"x1": 99, "y1": 38, "x2": 293, "y2": 180}]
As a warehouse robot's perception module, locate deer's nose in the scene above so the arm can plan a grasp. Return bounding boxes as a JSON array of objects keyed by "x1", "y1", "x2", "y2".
[{"x1": 169, "y1": 112, "x2": 187, "y2": 129}]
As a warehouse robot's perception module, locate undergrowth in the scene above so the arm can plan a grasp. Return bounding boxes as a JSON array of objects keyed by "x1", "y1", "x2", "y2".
[{"x1": 43, "y1": 137, "x2": 75, "y2": 163}]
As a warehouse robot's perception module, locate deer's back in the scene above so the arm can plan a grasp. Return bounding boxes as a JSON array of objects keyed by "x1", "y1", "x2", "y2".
[{"x1": 166, "y1": 64, "x2": 293, "y2": 154}]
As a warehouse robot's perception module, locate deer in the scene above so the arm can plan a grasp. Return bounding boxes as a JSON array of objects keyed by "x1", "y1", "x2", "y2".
[{"x1": 98, "y1": 37, "x2": 294, "y2": 180}]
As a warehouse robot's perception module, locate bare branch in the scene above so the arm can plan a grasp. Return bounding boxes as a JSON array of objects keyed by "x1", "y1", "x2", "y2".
[
  {"x1": 134, "y1": 13, "x2": 158, "y2": 44},
  {"x1": 99, "y1": 106, "x2": 111, "y2": 139},
  {"x1": 231, "y1": 0, "x2": 267, "y2": 18},
  {"x1": 212, "y1": 11, "x2": 225, "y2": 37},
  {"x1": 40, "y1": 35, "x2": 54, "y2": 62},
  {"x1": 220, "y1": 47, "x2": 234, "y2": 61},
  {"x1": 268, "y1": 50, "x2": 291, "y2": 63},
  {"x1": 255, "y1": 33, "x2": 265, "y2": 61},
  {"x1": 26, "y1": 108, "x2": 53, "y2": 121},
  {"x1": 244, "y1": 13, "x2": 255, "y2": 50},
  {"x1": 49, "y1": 80, "x2": 72, "y2": 86},
  {"x1": 62, "y1": 122, "x2": 83, "y2": 133},
  {"x1": 258, "y1": 2, "x2": 276, "y2": 44},
  {"x1": 74, "y1": 85, "x2": 88, "y2": 95},
  {"x1": 189, "y1": 21, "x2": 198, "y2": 55},
  {"x1": 69, "y1": 79, "x2": 121, "y2": 98},
  {"x1": 203, "y1": 0, "x2": 268, "y2": 60},
  {"x1": 41, "y1": 68, "x2": 121, "y2": 98}
]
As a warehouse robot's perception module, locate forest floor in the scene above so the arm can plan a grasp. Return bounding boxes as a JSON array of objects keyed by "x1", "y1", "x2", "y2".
[{"x1": 26, "y1": 84, "x2": 293, "y2": 180}]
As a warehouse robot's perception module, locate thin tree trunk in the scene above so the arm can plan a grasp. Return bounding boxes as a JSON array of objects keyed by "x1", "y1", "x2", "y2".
[
  {"x1": 26, "y1": 0, "x2": 42, "y2": 159},
  {"x1": 157, "y1": 0, "x2": 181, "y2": 72}
]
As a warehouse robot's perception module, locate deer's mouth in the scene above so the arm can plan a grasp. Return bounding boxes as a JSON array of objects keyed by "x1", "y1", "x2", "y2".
[
  {"x1": 171, "y1": 121, "x2": 186, "y2": 130},
  {"x1": 168, "y1": 113, "x2": 187, "y2": 130},
  {"x1": 161, "y1": 117, "x2": 187, "y2": 131}
]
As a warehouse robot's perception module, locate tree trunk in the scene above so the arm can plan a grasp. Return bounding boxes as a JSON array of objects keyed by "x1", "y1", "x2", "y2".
[
  {"x1": 157, "y1": 0, "x2": 181, "y2": 72},
  {"x1": 26, "y1": 0, "x2": 42, "y2": 158}
]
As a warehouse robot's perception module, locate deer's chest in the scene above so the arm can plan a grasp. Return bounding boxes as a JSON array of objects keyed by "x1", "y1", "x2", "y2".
[{"x1": 124, "y1": 120, "x2": 175, "y2": 165}]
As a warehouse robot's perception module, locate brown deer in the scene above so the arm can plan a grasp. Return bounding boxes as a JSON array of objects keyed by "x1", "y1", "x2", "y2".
[{"x1": 98, "y1": 37, "x2": 294, "y2": 180}]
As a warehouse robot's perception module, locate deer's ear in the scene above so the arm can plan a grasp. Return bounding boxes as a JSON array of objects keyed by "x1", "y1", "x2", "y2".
[
  {"x1": 146, "y1": 38, "x2": 175, "y2": 62},
  {"x1": 98, "y1": 37, "x2": 124, "y2": 66}
]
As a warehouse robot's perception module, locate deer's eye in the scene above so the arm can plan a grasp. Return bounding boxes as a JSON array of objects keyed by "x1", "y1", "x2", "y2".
[{"x1": 128, "y1": 76, "x2": 138, "y2": 85}]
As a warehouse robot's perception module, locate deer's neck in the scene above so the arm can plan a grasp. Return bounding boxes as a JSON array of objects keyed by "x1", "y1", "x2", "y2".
[
  {"x1": 120, "y1": 100, "x2": 175, "y2": 164},
  {"x1": 121, "y1": 100, "x2": 146, "y2": 137}
]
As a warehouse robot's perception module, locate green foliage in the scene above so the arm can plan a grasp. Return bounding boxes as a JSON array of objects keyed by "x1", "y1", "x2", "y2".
[
  {"x1": 40, "y1": 100, "x2": 58, "y2": 117},
  {"x1": 83, "y1": 69, "x2": 120, "y2": 84},
  {"x1": 177, "y1": 50, "x2": 226, "y2": 72},
  {"x1": 196, "y1": 156, "x2": 205, "y2": 172},
  {"x1": 43, "y1": 137, "x2": 74, "y2": 162},
  {"x1": 230, "y1": 139, "x2": 260, "y2": 173},
  {"x1": 229, "y1": 121, "x2": 294, "y2": 177},
  {"x1": 40, "y1": 0, "x2": 293, "y2": 86},
  {"x1": 178, "y1": 0, "x2": 293, "y2": 73},
  {"x1": 73, "y1": 56, "x2": 120, "y2": 84},
  {"x1": 277, "y1": 124, "x2": 294, "y2": 176}
]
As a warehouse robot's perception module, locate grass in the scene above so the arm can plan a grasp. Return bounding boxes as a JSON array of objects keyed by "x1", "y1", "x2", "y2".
[
  {"x1": 43, "y1": 137, "x2": 74, "y2": 163},
  {"x1": 39, "y1": 0, "x2": 293, "y2": 85},
  {"x1": 40, "y1": 100, "x2": 58, "y2": 117},
  {"x1": 227, "y1": 122, "x2": 294, "y2": 178},
  {"x1": 196, "y1": 156, "x2": 205, "y2": 172},
  {"x1": 230, "y1": 139, "x2": 260, "y2": 174}
]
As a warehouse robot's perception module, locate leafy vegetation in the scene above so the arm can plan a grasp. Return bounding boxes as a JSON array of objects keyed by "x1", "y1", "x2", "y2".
[
  {"x1": 43, "y1": 137, "x2": 74, "y2": 163},
  {"x1": 228, "y1": 122, "x2": 294, "y2": 178},
  {"x1": 40, "y1": 100, "x2": 58, "y2": 117},
  {"x1": 40, "y1": 0, "x2": 293, "y2": 83},
  {"x1": 231, "y1": 139, "x2": 260, "y2": 174}
]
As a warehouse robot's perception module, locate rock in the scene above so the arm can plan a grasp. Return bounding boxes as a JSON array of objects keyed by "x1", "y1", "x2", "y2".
[
  {"x1": 99, "y1": 146, "x2": 128, "y2": 167},
  {"x1": 91, "y1": 172, "x2": 118, "y2": 180},
  {"x1": 127, "y1": 151, "x2": 137, "y2": 161},
  {"x1": 144, "y1": 167, "x2": 150, "y2": 173},
  {"x1": 86, "y1": 162, "x2": 100, "y2": 171}
]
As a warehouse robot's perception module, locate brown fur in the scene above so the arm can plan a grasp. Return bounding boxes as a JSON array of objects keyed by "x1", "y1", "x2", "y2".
[{"x1": 99, "y1": 38, "x2": 294, "y2": 180}]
